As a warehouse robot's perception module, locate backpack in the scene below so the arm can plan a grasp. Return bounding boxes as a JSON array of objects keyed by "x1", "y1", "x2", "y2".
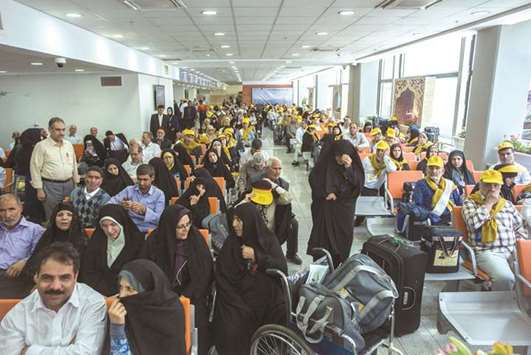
[
  {"x1": 201, "y1": 212, "x2": 229, "y2": 254},
  {"x1": 323, "y1": 254, "x2": 398, "y2": 333},
  {"x1": 402, "y1": 182, "x2": 416, "y2": 203},
  {"x1": 296, "y1": 283, "x2": 365, "y2": 351}
]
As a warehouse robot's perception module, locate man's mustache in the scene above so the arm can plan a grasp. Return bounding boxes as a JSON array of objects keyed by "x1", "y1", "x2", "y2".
[{"x1": 45, "y1": 289, "x2": 64, "y2": 295}]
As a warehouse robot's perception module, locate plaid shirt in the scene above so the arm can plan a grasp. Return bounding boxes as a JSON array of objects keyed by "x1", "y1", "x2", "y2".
[{"x1": 462, "y1": 198, "x2": 527, "y2": 257}]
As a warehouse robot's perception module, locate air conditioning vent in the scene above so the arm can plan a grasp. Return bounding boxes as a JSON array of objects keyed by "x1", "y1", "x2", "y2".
[
  {"x1": 100, "y1": 76, "x2": 122, "y2": 86},
  {"x1": 121, "y1": 0, "x2": 187, "y2": 10},
  {"x1": 375, "y1": 0, "x2": 442, "y2": 10},
  {"x1": 310, "y1": 47, "x2": 337, "y2": 53}
]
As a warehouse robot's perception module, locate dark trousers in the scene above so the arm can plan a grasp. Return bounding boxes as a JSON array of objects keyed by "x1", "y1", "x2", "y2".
[
  {"x1": 286, "y1": 218, "x2": 299, "y2": 256},
  {"x1": 0, "y1": 271, "x2": 33, "y2": 299}
]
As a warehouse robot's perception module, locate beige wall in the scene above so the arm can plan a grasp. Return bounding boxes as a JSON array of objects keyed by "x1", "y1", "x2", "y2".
[{"x1": 203, "y1": 85, "x2": 242, "y2": 105}]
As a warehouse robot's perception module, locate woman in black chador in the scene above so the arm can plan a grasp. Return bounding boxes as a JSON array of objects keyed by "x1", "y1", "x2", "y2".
[
  {"x1": 213, "y1": 203, "x2": 287, "y2": 355},
  {"x1": 307, "y1": 139, "x2": 364, "y2": 266}
]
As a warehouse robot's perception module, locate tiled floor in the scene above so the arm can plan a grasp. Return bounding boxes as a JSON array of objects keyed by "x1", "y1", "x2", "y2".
[{"x1": 258, "y1": 130, "x2": 466, "y2": 355}]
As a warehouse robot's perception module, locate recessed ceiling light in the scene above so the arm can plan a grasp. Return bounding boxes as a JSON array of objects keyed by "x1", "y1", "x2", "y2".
[
  {"x1": 66, "y1": 13, "x2": 82, "y2": 18},
  {"x1": 0, "y1": 70, "x2": 7, "y2": 73},
  {"x1": 220, "y1": 45, "x2": 231, "y2": 49},
  {"x1": 214, "y1": 32, "x2": 225, "y2": 36},
  {"x1": 316, "y1": 32, "x2": 328, "y2": 36},
  {"x1": 158, "y1": 54, "x2": 168, "y2": 58},
  {"x1": 470, "y1": 10, "x2": 491, "y2": 16},
  {"x1": 31, "y1": 62, "x2": 44, "y2": 66},
  {"x1": 206, "y1": 54, "x2": 211, "y2": 57},
  {"x1": 75, "y1": 68, "x2": 85, "y2": 72},
  {"x1": 286, "y1": 60, "x2": 293, "y2": 64},
  {"x1": 292, "y1": 53, "x2": 300, "y2": 57},
  {"x1": 136, "y1": 46, "x2": 150, "y2": 50},
  {"x1": 201, "y1": 10, "x2": 217, "y2": 15},
  {"x1": 301, "y1": 45, "x2": 311, "y2": 49},
  {"x1": 109, "y1": 34, "x2": 124, "y2": 39},
  {"x1": 338, "y1": 10, "x2": 355, "y2": 16},
  {"x1": 226, "y1": 53, "x2": 233, "y2": 56}
]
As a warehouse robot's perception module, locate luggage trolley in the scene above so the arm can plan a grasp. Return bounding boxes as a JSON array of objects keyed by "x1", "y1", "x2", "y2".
[{"x1": 249, "y1": 249, "x2": 404, "y2": 355}]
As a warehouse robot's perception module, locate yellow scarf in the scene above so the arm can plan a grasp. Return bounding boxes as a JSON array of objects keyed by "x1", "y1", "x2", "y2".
[
  {"x1": 390, "y1": 157, "x2": 407, "y2": 171},
  {"x1": 408, "y1": 137, "x2": 419, "y2": 145},
  {"x1": 414, "y1": 143, "x2": 429, "y2": 155},
  {"x1": 179, "y1": 140, "x2": 200, "y2": 154},
  {"x1": 223, "y1": 146, "x2": 232, "y2": 160},
  {"x1": 242, "y1": 127, "x2": 254, "y2": 141},
  {"x1": 468, "y1": 192, "x2": 506, "y2": 244},
  {"x1": 425, "y1": 177, "x2": 455, "y2": 212},
  {"x1": 369, "y1": 154, "x2": 387, "y2": 177}
]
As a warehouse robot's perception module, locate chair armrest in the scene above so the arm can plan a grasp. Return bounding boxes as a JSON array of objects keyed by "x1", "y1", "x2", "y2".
[
  {"x1": 460, "y1": 242, "x2": 478, "y2": 276},
  {"x1": 516, "y1": 272, "x2": 531, "y2": 289}
]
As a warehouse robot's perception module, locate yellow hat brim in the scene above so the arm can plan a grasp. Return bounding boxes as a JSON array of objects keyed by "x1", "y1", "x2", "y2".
[{"x1": 251, "y1": 189, "x2": 273, "y2": 206}]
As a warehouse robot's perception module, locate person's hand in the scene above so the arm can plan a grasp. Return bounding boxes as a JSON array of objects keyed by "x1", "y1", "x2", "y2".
[
  {"x1": 190, "y1": 195, "x2": 200, "y2": 206},
  {"x1": 6, "y1": 259, "x2": 27, "y2": 278},
  {"x1": 63, "y1": 196, "x2": 71, "y2": 203},
  {"x1": 20, "y1": 346, "x2": 28, "y2": 355},
  {"x1": 36, "y1": 189, "x2": 46, "y2": 201},
  {"x1": 241, "y1": 245, "x2": 255, "y2": 263},
  {"x1": 484, "y1": 191, "x2": 500, "y2": 209},
  {"x1": 197, "y1": 184, "x2": 206, "y2": 197},
  {"x1": 326, "y1": 193, "x2": 337, "y2": 201},
  {"x1": 121, "y1": 200, "x2": 132, "y2": 209},
  {"x1": 131, "y1": 202, "x2": 145, "y2": 215},
  {"x1": 108, "y1": 298, "x2": 127, "y2": 325},
  {"x1": 341, "y1": 154, "x2": 352, "y2": 168}
]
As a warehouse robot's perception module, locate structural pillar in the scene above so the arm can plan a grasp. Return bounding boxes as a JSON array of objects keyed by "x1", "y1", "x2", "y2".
[
  {"x1": 464, "y1": 21, "x2": 531, "y2": 167},
  {"x1": 348, "y1": 62, "x2": 379, "y2": 124}
]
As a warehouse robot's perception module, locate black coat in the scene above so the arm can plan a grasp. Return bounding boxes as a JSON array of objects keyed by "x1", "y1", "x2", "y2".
[{"x1": 150, "y1": 114, "x2": 170, "y2": 137}]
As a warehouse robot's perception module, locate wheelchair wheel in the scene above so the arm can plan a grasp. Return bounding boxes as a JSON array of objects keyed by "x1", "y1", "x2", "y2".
[{"x1": 250, "y1": 324, "x2": 315, "y2": 355}]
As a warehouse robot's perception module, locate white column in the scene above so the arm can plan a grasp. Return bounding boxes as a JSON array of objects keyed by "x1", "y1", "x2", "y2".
[
  {"x1": 464, "y1": 21, "x2": 531, "y2": 167},
  {"x1": 348, "y1": 62, "x2": 379, "y2": 124}
]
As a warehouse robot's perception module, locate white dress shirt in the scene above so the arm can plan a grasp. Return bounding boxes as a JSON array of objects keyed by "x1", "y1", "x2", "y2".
[
  {"x1": 110, "y1": 137, "x2": 126, "y2": 151},
  {"x1": 362, "y1": 155, "x2": 397, "y2": 189},
  {"x1": 0, "y1": 283, "x2": 107, "y2": 355},
  {"x1": 84, "y1": 187, "x2": 101, "y2": 200},
  {"x1": 346, "y1": 132, "x2": 370, "y2": 150},
  {"x1": 158, "y1": 114, "x2": 164, "y2": 127},
  {"x1": 142, "y1": 142, "x2": 162, "y2": 162},
  {"x1": 65, "y1": 135, "x2": 82, "y2": 145}
]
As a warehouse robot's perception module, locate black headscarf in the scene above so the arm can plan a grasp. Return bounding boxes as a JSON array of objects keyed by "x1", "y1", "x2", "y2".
[
  {"x1": 192, "y1": 167, "x2": 227, "y2": 212},
  {"x1": 443, "y1": 150, "x2": 475, "y2": 187},
  {"x1": 118, "y1": 259, "x2": 186, "y2": 355},
  {"x1": 24, "y1": 203, "x2": 85, "y2": 277},
  {"x1": 173, "y1": 143, "x2": 195, "y2": 167},
  {"x1": 80, "y1": 204, "x2": 145, "y2": 296},
  {"x1": 176, "y1": 177, "x2": 210, "y2": 228},
  {"x1": 83, "y1": 134, "x2": 106, "y2": 161},
  {"x1": 101, "y1": 158, "x2": 134, "y2": 196},
  {"x1": 201, "y1": 138, "x2": 231, "y2": 167},
  {"x1": 202, "y1": 148, "x2": 235, "y2": 189},
  {"x1": 143, "y1": 204, "x2": 213, "y2": 302},
  {"x1": 149, "y1": 157, "x2": 179, "y2": 205},
  {"x1": 161, "y1": 149, "x2": 187, "y2": 183},
  {"x1": 8, "y1": 128, "x2": 43, "y2": 175},
  {"x1": 407, "y1": 125, "x2": 420, "y2": 145}
]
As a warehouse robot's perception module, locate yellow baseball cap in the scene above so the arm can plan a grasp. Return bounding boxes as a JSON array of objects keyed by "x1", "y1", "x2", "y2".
[
  {"x1": 427, "y1": 156, "x2": 444, "y2": 168},
  {"x1": 386, "y1": 128, "x2": 396, "y2": 137},
  {"x1": 182, "y1": 129, "x2": 195, "y2": 136},
  {"x1": 370, "y1": 128, "x2": 382, "y2": 136},
  {"x1": 242, "y1": 117, "x2": 250, "y2": 124},
  {"x1": 497, "y1": 141, "x2": 514, "y2": 151},
  {"x1": 307, "y1": 124, "x2": 316, "y2": 129},
  {"x1": 480, "y1": 170, "x2": 503, "y2": 184},
  {"x1": 327, "y1": 122, "x2": 336, "y2": 128},
  {"x1": 375, "y1": 140, "x2": 390, "y2": 151},
  {"x1": 390, "y1": 116, "x2": 398, "y2": 122},
  {"x1": 497, "y1": 164, "x2": 520, "y2": 174},
  {"x1": 250, "y1": 180, "x2": 273, "y2": 206}
]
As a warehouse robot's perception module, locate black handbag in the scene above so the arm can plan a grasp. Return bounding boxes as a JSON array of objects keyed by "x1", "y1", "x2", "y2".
[{"x1": 420, "y1": 226, "x2": 462, "y2": 273}]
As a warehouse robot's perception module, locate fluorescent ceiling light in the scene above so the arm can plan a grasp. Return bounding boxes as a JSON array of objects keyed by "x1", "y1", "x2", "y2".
[
  {"x1": 226, "y1": 53, "x2": 233, "y2": 56},
  {"x1": 301, "y1": 45, "x2": 311, "y2": 49},
  {"x1": 66, "y1": 13, "x2": 82, "y2": 18},
  {"x1": 291, "y1": 53, "x2": 300, "y2": 57},
  {"x1": 286, "y1": 60, "x2": 293, "y2": 64},
  {"x1": 338, "y1": 10, "x2": 355, "y2": 16},
  {"x1": 136, "y1": 46, "x2": 150, "y2": 50},
  {"x1": 123, "y1": 0, "x2": 139, "y2": 11},
  {"x1": 158, "y1": 54, "x2": 168, "y2": 58},
  {"x1": 109, "y1": 34, "x2": 124, "y2": 39},
  {"x1": 316, "y1": 32, "x2": 328, "y2": 36},
  {"x1": 220, "y1": 45, "x2": 231, "y2": 49},
  {"x1": 229, "y1": 61, "x2": 235, "y2": 64},
  {"x1": 205, "y1": 54, "x2": 211, "y2": 57},
  {"x1": 75, "y1": 68, "x2": 85, "y2": 72},
  {"x1": 30, "y1": 62, "x2": 43, "y2": 66},
  {"x1": 0, "y1": 70, "x2": 7, "y2": 73},
  {"x1": 214, "y1": 32, "x2": 225, "y2": 36},
  {"x1": 470, "y1": 10, "x2": 490, "y2": 16},
  {"x1": 201, "y1": 10, "x2": 217, "y2": 15}
]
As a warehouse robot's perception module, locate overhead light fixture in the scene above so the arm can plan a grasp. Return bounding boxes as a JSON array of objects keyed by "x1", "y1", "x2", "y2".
[
  {"x1": 108, "y1": 34, "x2": 124, "y2": 39},
  {"x1": 0, "y1": 70, "x2": 7, "y2": 73},
  {"x1": 214, "y1": 32, "x2": 225, "y2": 36},
  {"x1": 316, "y1": 32, "x2": 328, "y2": 36},
  {"x1": 291, "y1": 53, "x2": 300, "y2": 57},
  {"x1": 301, "y1": 45, "x2": 311, "y2": 49},
  {"x1": 338, "y1": 10, "x2": 355, "y2": 16},
  {"x1": 158, "y1": 54, "x2": 168, "y2": 58},
  {"x1": 75, "y1": 68, "x2": 85, "y2": 72},
  {"x1": 31, "y1": 62, "x2": 44, "y2": 66},
  {"x1": 66, "y1": 13, "x2": 82, "y2": 18},
  {"x1": 136, "y1": 46, "x2": 150, "y2": 50},
  {"x1": 226, "y1": 53, "x2": 233, "y2": 56},
  {"x1": 206, "y1": 54, "x2": 211, "y2": 57},
  {"x1": 123, "y1": 0, "x2": 139, "y2": 11},
  {"x1": 286, "y1": 60, "x2": 293, "y2": 64},
  {"x1": 220, "y1": 45, "x2": 231, "y2": 49},
  {"x1": 201, "y1": 10, "x2": 217, "y2": 15},
  {"x1": 229, "y1": 61, "x2": 235, "y2": 64},
  {"x1": 470, "y1": 10, "x2": 491, "y2": 16}
]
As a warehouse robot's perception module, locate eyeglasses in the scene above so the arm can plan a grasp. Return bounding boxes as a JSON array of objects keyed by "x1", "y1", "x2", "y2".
[{"x1": 176, "y1": 222, "x2": 192, "y2": 230}]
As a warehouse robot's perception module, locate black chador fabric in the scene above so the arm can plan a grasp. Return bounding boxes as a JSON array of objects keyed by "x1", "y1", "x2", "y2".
[
  {"x1": 82, "y1": 135, "x2": 106, "y2": 166},
  {"x1": 307, "y1": 139, "x2": 364, "y2": 266},
  {"x1": 202, "y1": 148, "x2": 235, "y2": 189},
  {"x1": 149, "y1": 157, "x2": 179, "y2": 205},
  {"x1": 101, "y1": 158, "x2": 134, "y2": 196},
  {"x1": 214, "y1": 203, "x2": 287, "y2": 355},
  {"x1": 443, "y1": 150, "x2": 475, "y2": 191},
  {"x1": 173, "y1": 143, "x2": 195, "y2": 168},
  {"x1": 161, "y1": 149, "x2": 188, "y2": 185},
  {"x1": 80, "y1": 204, "x2": 145, "y2": 296},
  {"x1": 142, "y1": 205, "x2": 213, "y2": 355},
  {"x1": 201, "y1": 139, "x2": 232, "y2": 167},
  {"x1": 24, "y1": 203, "x2": 85, "y2": 277},
  {"x1": 192, "y1": 168, "x2": 227, "y2": 212},
  {"x1": 119, "y1": 259, "x2": 186, "y2": 355},
  {"x1": 176, "y1": 177, "x2": 210, "y2": 228}
]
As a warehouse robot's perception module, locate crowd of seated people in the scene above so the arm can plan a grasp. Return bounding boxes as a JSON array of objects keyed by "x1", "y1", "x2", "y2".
[{"x1": 0, "y1": 101, "x2": 530, "y2": 354}]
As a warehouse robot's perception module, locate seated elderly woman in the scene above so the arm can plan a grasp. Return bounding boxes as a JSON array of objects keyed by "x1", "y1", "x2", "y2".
[
  {"x1": 412, "y1": 156, "x2": 462, "y2": 225},
  {"x1": 80, "y1": 204, "x2": 145, "y2": 296},
  {"x1": 108, "y1": 259, "x2": 186, "y2": 355},
  {"x1": 214, "y1": 203, "x2": 287, "y2": 355},
  {"x1": 143, "y1": 204, "x2": 213, "y2": 355},
  {"x1": 101, "y1": 158, "x2": 134, "y2": 197}
]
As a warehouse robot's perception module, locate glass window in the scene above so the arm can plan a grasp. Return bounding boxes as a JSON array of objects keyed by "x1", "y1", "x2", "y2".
[
  {"x1": 379, "y1": 82, "x2": 393, "y2": 118},
  {"x1": 522, "y1": 79, "x2": 531, "y2": 140},
  {"x1": 403, "y1": 36, "x2": 461, "y2": 77},
  {"x1": 422, "y1": 77, "x2": 458, "y2": 138},
  {"x1": 381, "y1": 57, "x2": 394, "y2": 80}
]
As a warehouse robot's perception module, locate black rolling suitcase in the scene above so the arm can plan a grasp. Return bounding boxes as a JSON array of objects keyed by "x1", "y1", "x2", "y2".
[{"x1": 361, "y1": 235, "x2": 427, "y2": 336}]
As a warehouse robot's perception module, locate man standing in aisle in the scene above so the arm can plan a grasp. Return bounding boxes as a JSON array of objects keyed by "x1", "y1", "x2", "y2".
[
  {"x1": 150, "y1": 105, "x2": 169, "y2": 138},
  {"x1": 30, "y1": 117, "x2": 79, "y2": 220}
]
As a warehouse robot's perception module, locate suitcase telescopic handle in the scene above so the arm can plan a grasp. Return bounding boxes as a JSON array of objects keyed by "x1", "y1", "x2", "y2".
[{"x1": 401, "y1": 287, "x2": 416, "y2": 310}]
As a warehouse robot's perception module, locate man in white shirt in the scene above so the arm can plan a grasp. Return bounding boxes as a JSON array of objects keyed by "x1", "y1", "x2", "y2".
[
  {"x1": 64, "y1": 125, "x2": 82, "y2": 145},
  {"x1": 122, "y1": 145, "x2": 144, "y2": 181},
  {"x1": 491, "y1": 141, "x2": 531, "y2": 184},
  {"x1": 0, "y1": 242, "x2": 107, "y2": 354},
  {"x1": 141, "y1": 131, "x2": 161, "y2": 163},
  {"x1": 345, "y1": 123, "x2": 369, "y2": 151},
  {"x1": 362, "y1": 140, "x2": 396, "y2": 191},
  {"x1": 240, "y1": 138, "x2": 270, "y2": 167}
]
